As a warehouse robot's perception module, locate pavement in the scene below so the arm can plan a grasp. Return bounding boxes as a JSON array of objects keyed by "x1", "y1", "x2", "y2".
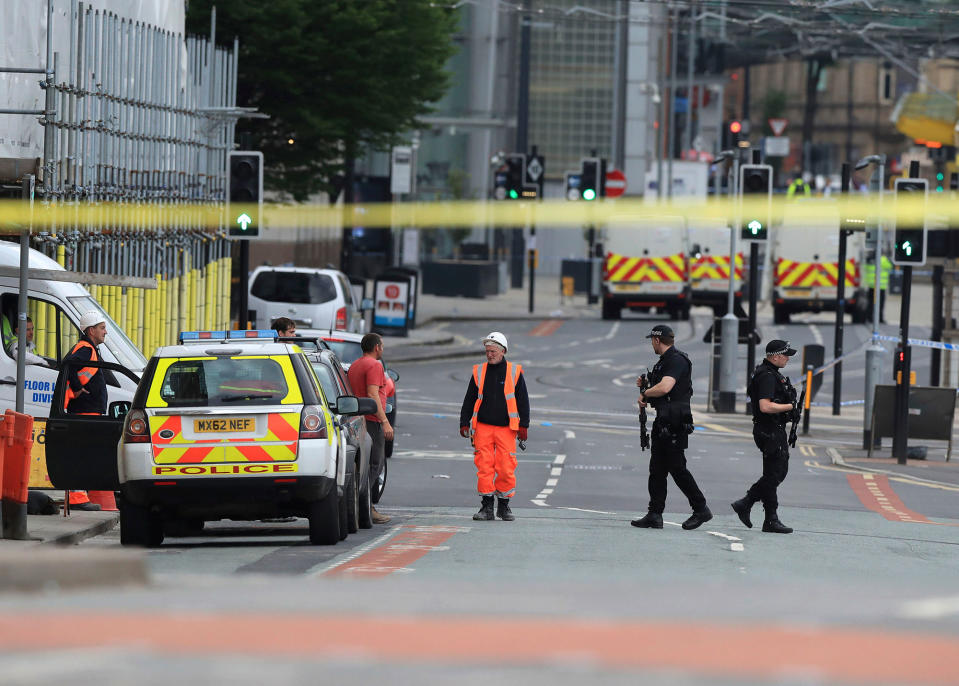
[{"x1": 1, "y1": 274, "x2": 955, "y2": 592}]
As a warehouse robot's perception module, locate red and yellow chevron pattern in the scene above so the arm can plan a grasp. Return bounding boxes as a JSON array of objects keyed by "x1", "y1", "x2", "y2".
[
  {"x1": 775, "y1": 259, "x2": 859, "y2": 288},
  {"x1": 150, "y1": 412, "x2": 300, "y2": 464},
  {"x1": 691, "y1": 253, "x2": 743, "y2": 281},
  {"x1": 605, "y1": 252, "x2": 687, "y2": 283}
]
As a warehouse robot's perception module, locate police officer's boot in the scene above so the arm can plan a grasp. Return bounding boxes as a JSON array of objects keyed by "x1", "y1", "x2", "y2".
[
  {"x1": 731, "y1": 497, "x2": 754, "y2": 528},
  {"x1": 473, "y1": 496, "x2": 495, "y2": 521},
  {"x1": 762, "y1": 515, "x2": 793, "y2": 534},
  {"x1": 682, "y1": 506, "x2": 712, "y2": 530},
  {"x1": 630, "y1": 512, "x2": 664, "y2": 529},
  {"x1": 496, "y1": 498, "x2": 515, "y2": 521}
]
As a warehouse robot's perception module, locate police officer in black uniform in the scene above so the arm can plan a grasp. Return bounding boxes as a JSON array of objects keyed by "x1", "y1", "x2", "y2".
[
  {"x1": 731, "y1": 339, "x2": 797, "y2": 534},
  {"x1": 631, "y1": 325, "x2": 712, "y2": 530}
]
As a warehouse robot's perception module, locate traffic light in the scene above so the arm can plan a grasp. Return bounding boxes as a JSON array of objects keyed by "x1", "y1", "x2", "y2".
[
  {"x1": 564, "y1": 172, "x2": 581, "y2": 201},
  {"x1": 580, "y1": 158, "x2": 607, "y2": 201},
  {"x1": 738, "y1": 164, "x2": 772, "y2": 241},
  {"x1": 228, "y1": 151, "x2": 263, "y2": 239},
  {"x1": 892, "y1": 178, "x2": 928, "y2": 265},
  {"x1": 936, "y1": 170, "x2": 945, "y2": 193},
  {"x1": 505, "y1": 153, "x2": 526, "y2": 200}
]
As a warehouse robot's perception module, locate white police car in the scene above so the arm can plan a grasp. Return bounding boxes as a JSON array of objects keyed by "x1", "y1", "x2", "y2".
[{"x1": 45, "y1": 330, "x2": 375, "y2": 547}]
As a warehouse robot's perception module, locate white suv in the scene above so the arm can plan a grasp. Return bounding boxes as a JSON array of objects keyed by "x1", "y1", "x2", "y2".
[{"x1": 248, "y1": 267, "x2": 364, "y2": 333}]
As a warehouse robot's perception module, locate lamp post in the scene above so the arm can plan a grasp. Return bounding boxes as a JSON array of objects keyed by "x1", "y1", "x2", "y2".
[
  {"x1": 854, "y1": 154, "x2": 886, "y2": 449},
  {"x1": 715, "y1": 149, "x2": 738, "y2": 413}
]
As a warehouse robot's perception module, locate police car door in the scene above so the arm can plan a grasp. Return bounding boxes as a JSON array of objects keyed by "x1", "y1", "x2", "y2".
[{"x1": 45, "y1": 359, "x2": 140, "y2": 491}]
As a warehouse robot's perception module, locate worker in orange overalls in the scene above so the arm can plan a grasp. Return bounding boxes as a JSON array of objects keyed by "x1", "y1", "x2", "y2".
[
  {"x1": 62, "y1": 311, "x2": 109, "y2": 511},
  {"x1": 459, "y1": 332, "x2": 529, "y2": 522}
]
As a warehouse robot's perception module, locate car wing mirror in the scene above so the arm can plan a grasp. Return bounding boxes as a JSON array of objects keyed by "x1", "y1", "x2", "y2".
[
  {"x1": 334, "y1": 395, "x2": 359, "y2": 415},
  {"x1": 109, "y1": 400, "x2": 131, "y2": 420}
]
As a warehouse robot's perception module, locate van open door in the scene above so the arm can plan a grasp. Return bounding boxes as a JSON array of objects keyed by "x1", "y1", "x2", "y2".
[{"x1": 45, "y1": 359, "x2": 140, "y2": 491}]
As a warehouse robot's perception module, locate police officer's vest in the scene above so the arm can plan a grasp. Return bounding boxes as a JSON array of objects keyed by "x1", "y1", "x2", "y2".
[
  {"x1": 471, "y1": 361, "x2": 522, "y2": 431},
  {"x1": 748, "y1": 362, "x2": 793, "y2": 425},
  {"x1": 648, "y1": 348, "x2": 693, "y2": 406},
  {"x1": 63, "y1": 339, "x2": 99, "y2": 411}
]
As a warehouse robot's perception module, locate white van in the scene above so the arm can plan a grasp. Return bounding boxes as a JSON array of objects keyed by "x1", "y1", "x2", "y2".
[
  {"x1": 0, "y1": 242, "x2": 145, "y2": 418},
  {"x1": 601, "y1": 215, "x2": 691, "y2": 320},
  {"x1": 248, "y1": 266, "x2": 364, "y2": 333},
  {"x1": 688, "y1": 220, "x2": 744, "y2": 315},
  {"x1": 771, "y1": 202, "x2": 868, "y2": 324}
]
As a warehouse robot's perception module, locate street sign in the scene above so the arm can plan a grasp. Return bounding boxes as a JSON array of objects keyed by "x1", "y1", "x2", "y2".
[
  {"x1": 764, "y1": 136, "x2": 790, "y2": 157},
  {"x1": 526, "y1": 154, "x2": 545, "y2": 197},
  {"x1": 768, "y1": 118, "x2": 788, "y2": 136},
  {"x1": 390, "y1": 146, "x2": 413, "y2": 194},
  {"x1": 605, "y1": 168, "x2": 627, "y2": 198}
]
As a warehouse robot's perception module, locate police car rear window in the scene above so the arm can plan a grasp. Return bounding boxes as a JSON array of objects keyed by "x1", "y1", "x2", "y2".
[{"x1": 156, "y1": 358, "x2": 290, "y2": 407}]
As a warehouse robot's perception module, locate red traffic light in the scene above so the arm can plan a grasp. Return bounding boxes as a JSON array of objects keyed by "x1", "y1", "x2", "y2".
[{"x1": 729, "y1": 121, "x2": 742, "y2": 134}]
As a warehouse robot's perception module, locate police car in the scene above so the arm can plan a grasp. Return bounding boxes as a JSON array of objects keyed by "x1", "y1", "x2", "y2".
[{"x1": 45, "y1": 330, "x2": 376, "y2": 547}]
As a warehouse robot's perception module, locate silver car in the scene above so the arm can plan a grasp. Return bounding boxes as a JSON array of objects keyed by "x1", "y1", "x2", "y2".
[{"x1": 248, "y1": 267, "x2": 364, "y2": 333}]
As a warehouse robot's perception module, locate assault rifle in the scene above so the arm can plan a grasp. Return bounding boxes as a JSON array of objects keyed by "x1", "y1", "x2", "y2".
[
  {"x1": 638, "y1": 372, "x2": 650, "y2": 451},
  {"x1": 788, "y1": 387, "x2": 804, "y2": 448}
]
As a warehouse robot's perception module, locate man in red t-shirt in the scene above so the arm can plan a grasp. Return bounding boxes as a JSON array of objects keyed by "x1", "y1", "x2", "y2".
[{"x1": 347, "y1": 333, "x2": 394, "y2": 524}]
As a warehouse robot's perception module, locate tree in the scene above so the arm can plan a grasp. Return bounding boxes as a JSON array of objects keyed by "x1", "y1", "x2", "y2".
[{"x1": 186, "y1": 1, "x2": 458, "y2": 201}]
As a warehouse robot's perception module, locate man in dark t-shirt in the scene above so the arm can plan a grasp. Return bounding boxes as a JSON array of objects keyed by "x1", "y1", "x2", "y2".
[
  {"x1": 731, "y1": 339, "x2": 797, "y2": 534},
  {"x1": 631, "y1": 325, "x2": 711, "y2": 531}
]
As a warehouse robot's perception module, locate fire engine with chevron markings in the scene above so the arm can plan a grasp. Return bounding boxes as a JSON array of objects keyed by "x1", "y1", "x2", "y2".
[
  {"x1": 601, "y1": 215, "x2": 691, "y2": 321},
  {"x1": 771, "y1": 202, "x2": 869, "y2": 324}
]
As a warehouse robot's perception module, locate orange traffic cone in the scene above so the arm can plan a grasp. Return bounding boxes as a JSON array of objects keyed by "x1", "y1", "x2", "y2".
[{"x1": 87, "y1": 490, "x2": 118, "y2": 511}]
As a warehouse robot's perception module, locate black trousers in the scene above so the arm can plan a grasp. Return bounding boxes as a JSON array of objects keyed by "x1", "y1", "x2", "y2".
[
  {"x1": 647, "y1": 422, "x2": 707, "y2": 514},
  {"x1": 746, "y1": 424, "x2": 790, "y2": 515},
  {"x1": 867, "y1": 290, "x2": 887, "y2": 323}
]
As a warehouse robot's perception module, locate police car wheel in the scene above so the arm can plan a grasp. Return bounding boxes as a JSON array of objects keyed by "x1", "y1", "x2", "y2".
[
  {"x1": 346, "y1": 469, "x2": 359, "y2": 534},
  {"x1": 120, "y1": 501, "x2": 163, "y2": 548},
  {"x1": 337, "y1": 485, "x2": 349, "y2": 541},
  {"x1": 358, "y1": 477, "x2": 373, "y2": 530},
  {"x1": 308, "y1": 490, "x2": 340, "y2": 545},
  {"x1": 371, "y1": 458, "x2": 388, "y2": 505}
]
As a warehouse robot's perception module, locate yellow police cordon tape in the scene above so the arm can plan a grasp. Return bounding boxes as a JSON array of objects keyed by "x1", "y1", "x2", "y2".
[{"x1": 0, "y1": 195, "x2": 955, "y2": 231}]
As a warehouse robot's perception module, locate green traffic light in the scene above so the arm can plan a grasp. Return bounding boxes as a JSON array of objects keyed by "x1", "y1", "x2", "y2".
[
  {"x1": 902, "y1": 240, "x2": 913, "y2": 256},
  {"x1": 937, "y1": 186, "x2": 944, "y2": 193},
  {"x1": 508, "y1": 189, "x2": 519, "y2": 199},
  {"x1": 937, "y1": 172, "x2": 945, "y2": 181},
  {"x1": 582, "y1": 188, "x2": 596, "y2": 201},
  {"x1": 747, "y1": 219, "x2": 763, "y2": 235}
]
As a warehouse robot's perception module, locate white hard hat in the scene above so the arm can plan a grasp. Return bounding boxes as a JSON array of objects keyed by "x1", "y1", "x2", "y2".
[
  {"x1": 482, "y1": 331, "x2": 508, "y2": 352},
  {"x1": 78, "y1": 310, "x2": 106, "y2": 332}
]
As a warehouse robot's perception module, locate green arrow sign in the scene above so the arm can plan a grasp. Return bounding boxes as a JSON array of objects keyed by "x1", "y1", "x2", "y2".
[
  {"x1": 902, "y1": 240, "x2": 912, "y2": 256},
  {"x1": 236, "y1": 213, "x2": 252, "y2": 231},
  {"x1": 747, "y1": 219, "x2": 763, "y2": 234}
]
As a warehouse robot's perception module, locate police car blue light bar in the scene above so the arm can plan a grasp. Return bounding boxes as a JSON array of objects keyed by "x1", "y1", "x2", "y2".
[{"x1": 178, "y1": 330, "x2": 278, "y2": 344}]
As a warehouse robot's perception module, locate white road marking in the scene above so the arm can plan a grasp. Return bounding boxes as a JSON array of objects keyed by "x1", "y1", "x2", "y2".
[
  {"x1": 564, "y1": 429, "x2": 576, "y2": 440},
  {"x1": 315, "y1": 526, "x2": 403, "y2": 576},
  {"x1": 557, "y1": 506, "x2": 614, "y2": 515},
  {"x1": 730, "y1": 542, "x2": 745, "y2": 552},
  {"x1": 550, "y1": 467, "x2": 563, "y2": 477},
  {"x1": 809, "y1": 323, "x2": 824, "y2": 346},
  {"x1": 532, "y1": 499, "x2": 548, "y2": 507},
  {"x1": 546, "y1": 479, "x2": 558, "y2": 486},
  {"x1": 606, "y1": 321, "x2": 621, "y2": 340},
  {"x1": 554, "y1": 454, "x2": 567, "y2": 465},
  {"x1": 899, "y1": 595, "x2": 959, "y2": 619}
]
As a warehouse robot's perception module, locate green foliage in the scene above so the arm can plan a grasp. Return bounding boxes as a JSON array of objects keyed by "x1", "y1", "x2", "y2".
[
  {"x1": 186, "y1": 0, "x2": 458, "y2": 201},
  {"x1": 761, "y1": 90, "x2": 788, "y2": 135}
]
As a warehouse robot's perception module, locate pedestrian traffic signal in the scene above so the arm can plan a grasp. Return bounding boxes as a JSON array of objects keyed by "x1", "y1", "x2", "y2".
[
  {"x1": 892, "y1": 178, "x2": 928, "y2": 265},
  {"x1": 228, "y1": 151, "x2": 263, "y2": 239},
  {"x1": 564, "y1": 172, "x2": 582, "y2": 201},
  {"x1": 729, "y1": 120, "x2": 742, "y2": 134},
  {"x1": 579, "y1": 157, "x2": 606, "y2": 201},
  {"x1": 738, "y1": 164, "x2": 772, "y2": 241}
]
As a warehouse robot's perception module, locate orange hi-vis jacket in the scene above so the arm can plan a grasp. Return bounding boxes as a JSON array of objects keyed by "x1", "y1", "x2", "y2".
[
  {"x1": 471, "y1": 361, "x2": 522, "y2": 431},
  {"x1": 64, "y1": 339, "x2": 99, "y2": 412}
]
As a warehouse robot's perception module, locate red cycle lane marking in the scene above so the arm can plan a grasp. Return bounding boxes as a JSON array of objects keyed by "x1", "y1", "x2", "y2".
[
  {"x1": 529, "y1": 319, "x2": 563, "y2": 337},
  {"x1": 847, "y1": 473, "x2": 932, "y2": 523},
  {"x1": 1, "y1": 614, "x2": 958, "y2": 684},
  {"x1": 323, "y1": 525, "x2": 465, "y2": 577}
]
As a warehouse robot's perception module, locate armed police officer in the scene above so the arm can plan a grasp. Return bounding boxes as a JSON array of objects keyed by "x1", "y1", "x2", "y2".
[
  {"x1": 631, "y1": 325, "x2": 712, "y2": 531},
  {"x1": 731, "y1": 339, "x2": 797, "y2": 534}
]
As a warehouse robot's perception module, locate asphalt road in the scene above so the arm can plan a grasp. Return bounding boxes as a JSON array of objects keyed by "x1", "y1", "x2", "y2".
[{"x1": 2, "y1": 312, "x2": 959, "y2": 685}]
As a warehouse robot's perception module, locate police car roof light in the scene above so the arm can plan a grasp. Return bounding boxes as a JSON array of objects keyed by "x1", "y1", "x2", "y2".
[{"x1": 178, "y1": 330, "x2": 278, "y2": 344}]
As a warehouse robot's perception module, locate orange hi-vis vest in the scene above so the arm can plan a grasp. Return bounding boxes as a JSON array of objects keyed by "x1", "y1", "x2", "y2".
[
  {"x1": 471, "y1": 361, "x2": 522, "y2": 431},
  {"x1": 64, "y1": 339, "x2": 99, "y2": 411}
]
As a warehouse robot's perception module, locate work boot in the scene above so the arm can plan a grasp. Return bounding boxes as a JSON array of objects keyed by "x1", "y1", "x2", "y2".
[
  {"x1": 630, "y1": 512, "x2": 663, "y2": 529},
  {"x1": 682, "y1": 507, "x2": 713, "y2": 530},
  {"x1": 496, "y1": 498, "x2": 515, "y2": 521},
  {"x1": 473, "y1": 496, "x2": 495, "y2": 521},
  {"x1": 762, "y1": 517, "x2": 793, "y2": 534},
  {"x1": 69, "y1": 502, "x2": 101, "y2": 512},
  {"x1": 731, "y1": 498, "x2": 754, "y2": 528},
  {"x1": 371, "y1": 506, "x2": 391, "y2": 524}
]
